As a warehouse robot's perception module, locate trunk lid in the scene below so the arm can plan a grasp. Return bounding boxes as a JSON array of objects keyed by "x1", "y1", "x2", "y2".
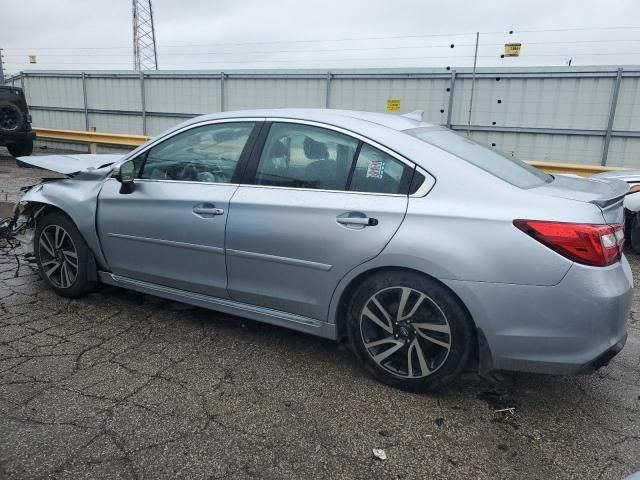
[
  {"x1": 533, "y1": 174, "x2": 629, "y2": 224},
  {"x1": 592, "y1": 169, "x2": 640, "y2": 183},
  {"x1": 16, "y1": 154, "x2": 123, "y2": 175}
]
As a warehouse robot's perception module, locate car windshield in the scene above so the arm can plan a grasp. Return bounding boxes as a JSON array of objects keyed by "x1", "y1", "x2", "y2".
[{"x1": 404, "y1": 127, "x2": 553, "y2": 188}]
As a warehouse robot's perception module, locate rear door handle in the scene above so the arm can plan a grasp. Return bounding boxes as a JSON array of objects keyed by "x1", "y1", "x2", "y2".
[
  {"x1": 193, "y1": 204, "x2": 225, "y2": 217},
  {"x1": 336, "y1": 214, "x2": 379, "y2": 227}
]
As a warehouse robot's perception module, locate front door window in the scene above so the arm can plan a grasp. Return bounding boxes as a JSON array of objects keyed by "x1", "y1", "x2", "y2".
[{"x1": 139, "y1": 122, "x2": 255, "y2": 183}]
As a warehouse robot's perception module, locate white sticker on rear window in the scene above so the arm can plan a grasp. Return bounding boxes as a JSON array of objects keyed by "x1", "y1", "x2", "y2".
[{"x1": 366, "y1": 160, "x2": 385, "y2": 179}]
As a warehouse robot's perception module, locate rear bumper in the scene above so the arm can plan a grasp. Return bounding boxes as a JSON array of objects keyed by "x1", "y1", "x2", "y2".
[
  {"x1": 577, "y1": 333, "x2": 627, "y2": 373},
  {"x1": 0, "y1": 130, "x2": 36, "y2": 144},
  {"x1": 444, "y1": 255, "x2": 633, "y2": 375}
]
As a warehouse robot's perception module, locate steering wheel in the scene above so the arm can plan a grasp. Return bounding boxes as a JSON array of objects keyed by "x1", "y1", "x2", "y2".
[{"x1": 178, "y1": 163, "x2": 199, "y2": 181}]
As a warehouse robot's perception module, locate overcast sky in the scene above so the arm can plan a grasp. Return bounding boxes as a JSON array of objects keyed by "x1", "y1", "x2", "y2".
[{"x1": 1, "y1": 0, "x2": 639, "y2": 74}]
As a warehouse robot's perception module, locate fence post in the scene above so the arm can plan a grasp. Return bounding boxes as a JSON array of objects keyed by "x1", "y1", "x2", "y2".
[
  {"x1": 325, "y1": 71, "x2": 332, "y2": 108},
  {"x1": 81, "y1": 72, "x2": 89, "y2": 131},
  {"x1": 88, "y1": 126, "x2": 97, "y2": 154},
  {"x1": 466, "y1": 32, "x2": 479, "y2": 136},
  {"x1": 446, "y1": 70, "x2": 457, "y2": 128},
  {"x1": 601, "y1": 68, "x2": 623, "y2": 166},
  {"x1": 139, "y1": 71, "x2": 147, "y2": 135},
  {"x1": 220, "y1": 72, "x2": 225, "y2": 112},
  {"x1": 0, "y1": 48, "x2": 5, "y2": 85}
]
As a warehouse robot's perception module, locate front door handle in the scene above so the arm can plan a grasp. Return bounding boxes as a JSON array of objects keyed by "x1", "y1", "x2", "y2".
[
  {"x1": 193, "y1": 204, "x2": 225, "y2": 217},
  {"x1": 336, "y1": 213, "x2": 379, "y2": 227}
]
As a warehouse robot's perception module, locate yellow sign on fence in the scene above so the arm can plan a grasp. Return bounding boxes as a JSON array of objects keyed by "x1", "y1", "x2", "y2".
[
  {"x1": 504, "y1": 43, "x2": 522, "y2": 57},
  {"x1": 386, "y1": 99, "x2": 401, "y2": 112}
]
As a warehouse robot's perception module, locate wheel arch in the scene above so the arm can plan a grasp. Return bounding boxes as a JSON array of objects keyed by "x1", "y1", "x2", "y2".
[
  {"x1": 19, "y1": 178, "x2": 109, "y2": 271},
  {"x1": 331, "y1": 263, "x2": 481, "y2": 371},
  {"x1": 19, "y1": 198, "x2": 102, "y2": 281}
]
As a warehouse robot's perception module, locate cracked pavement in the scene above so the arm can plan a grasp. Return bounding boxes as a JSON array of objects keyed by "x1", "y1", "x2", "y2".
[{"x1": 1, "y1": 150, "x2": 639, "y2": 479}]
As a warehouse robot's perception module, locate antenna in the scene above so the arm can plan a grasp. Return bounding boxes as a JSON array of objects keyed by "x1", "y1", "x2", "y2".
[{"x1": 132, "y1": 0, "x2": 159, "y2": 71}]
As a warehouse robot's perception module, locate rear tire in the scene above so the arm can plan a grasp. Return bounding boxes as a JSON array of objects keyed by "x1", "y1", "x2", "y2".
[
  {"x1": 346, "y1": 270, "x2": 474, "y2": 393},
  {"x1": 34, "y1": 212, "x2": 96, "y2": 298},
  {"x1": 630, "y1": 213, "x2": 640, "y2": 254},
  {"x1": 7, "y1": 139, "x2": 34, "y2": 157}
]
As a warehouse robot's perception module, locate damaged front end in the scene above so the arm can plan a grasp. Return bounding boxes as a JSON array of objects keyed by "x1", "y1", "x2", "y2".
[
  {"x1": 1, "y1": 182, "x2": 57, "y2": 260},
  {"x1": 2, "y1": 153, "x2": 122, "y2": 269}
]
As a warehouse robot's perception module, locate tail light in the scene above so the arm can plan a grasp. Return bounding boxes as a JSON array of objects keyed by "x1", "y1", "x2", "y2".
[{"x1": 513, "y1": 220, "x2": 624, "y2": 267}]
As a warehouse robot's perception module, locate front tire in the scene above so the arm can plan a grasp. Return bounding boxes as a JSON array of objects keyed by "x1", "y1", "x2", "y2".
[
  {"x1": 347, "y1": 270, "x2": 474, "y2": 393},
  {"x1": 34, "y1": 212, "x2": 96, "y2": 298},
  {"x1": 7, "y1": 139, "x2": 34, "y2": 157}
]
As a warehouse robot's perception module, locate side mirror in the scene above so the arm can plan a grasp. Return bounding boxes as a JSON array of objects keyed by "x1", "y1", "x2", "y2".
[{"x1": 112, "y1": 160, "x2": 136, "y2": 194}]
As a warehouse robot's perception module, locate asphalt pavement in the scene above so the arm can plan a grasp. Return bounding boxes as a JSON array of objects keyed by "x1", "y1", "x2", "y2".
[{"x1": 0, "y1": 149, "x2": 639, "y2": 479}]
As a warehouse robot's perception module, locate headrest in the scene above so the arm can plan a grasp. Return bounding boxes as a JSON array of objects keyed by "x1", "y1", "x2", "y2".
[
  {"x1": 269, "y1": 139, "x2": 289, "y2": 158},
  {"x1": 303, "y1": 136, "x2": 329, "y2": 160}
]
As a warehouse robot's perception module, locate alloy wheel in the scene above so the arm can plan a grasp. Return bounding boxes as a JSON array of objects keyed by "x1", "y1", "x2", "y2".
[
  {"x1": 359, "y1": 286, "x2": 452, "y2": 379},
  {"x1": 38, "y1": 225, "x2": 79, "y2": 289}
]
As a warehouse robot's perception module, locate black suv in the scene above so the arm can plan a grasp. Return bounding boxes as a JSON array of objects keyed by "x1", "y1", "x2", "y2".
[{"x1": 0, "y1": 86, "x2": 35, "y2": 157}]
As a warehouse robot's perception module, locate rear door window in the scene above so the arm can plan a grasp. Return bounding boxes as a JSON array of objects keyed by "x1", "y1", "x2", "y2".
[
  {"x1": 349, "y1": 144, "x2": 413, "y2": 195},
  {"x1": 254, "y1": 123, "x2": 358, "y2": 190}
]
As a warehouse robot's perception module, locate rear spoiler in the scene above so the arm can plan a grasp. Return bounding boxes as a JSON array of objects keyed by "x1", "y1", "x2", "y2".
[
  {"x1": 590, "y1": 193, "x2": 627, "y2": 209},
  {"x1": 589, "y1": 178, "x2": 629, "y2": 209}
]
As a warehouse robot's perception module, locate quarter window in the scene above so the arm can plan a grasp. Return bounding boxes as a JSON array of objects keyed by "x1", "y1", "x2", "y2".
[
  {"x1": 349, "y1": 144, "x2": 413, "y2": 195},
  {"x1": 139, "y1": 122, "x2": 254, "y2": 183},
  {"x1": 404, "y1": 126, "x2": 552, "y2": 188},
  {"x1": 255, "y1": 123, "x2": 358, "y2": 190}
]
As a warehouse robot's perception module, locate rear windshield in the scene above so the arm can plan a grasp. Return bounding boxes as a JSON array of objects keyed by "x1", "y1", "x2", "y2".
[{"x1": 404, "y1": 127, "x2": 552, "y2": 188}]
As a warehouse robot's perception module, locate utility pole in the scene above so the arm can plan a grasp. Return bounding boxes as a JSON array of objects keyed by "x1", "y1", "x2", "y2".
[
  {"x1": 0, "y1": 48, "x2": 6, "y2": 84},
  {"x1": 466, "y1": 32, "x2": 479, "y2": 136},
  {"x1": 132, "y1": 0, "x2": 159, "y2": 70}
]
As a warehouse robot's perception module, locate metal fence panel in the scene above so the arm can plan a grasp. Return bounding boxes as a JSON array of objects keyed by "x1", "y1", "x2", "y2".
[
  {"x1": 5, "y1": 67, "x2": 640, "y2": 166},
  {"x1": 22, "y1": 75, "x2": 84, "y2": 110},
  {"x1": 468, "y1": 130, "x2": 605, "y2": 165},
  {"x1": 85, "y1": 77, "x2": 142, "y2": 111},
  {"x1": 608, "y1": 137, "x2": 640, "y2": 168},
  {"x1": 145, "y1": 77, "x2": 221, "y2": 114},
  {"x1": 89, "y1": 112, "x2": 144, "y2": 135},
  {"x1": 450, "y1": 76, "x2": 613, "y2": 130},
  {"x1": 613, "y1": 75, "x2": 640, "y2": 132},
  {"x1": 30, "y1": 108, "x2": 86, "y2": 131},
  {"x1": 329, "y1": 78, "x2": 450, "y2": 123},
  {"x1": 225, "y1": 78, "x2": 326, "y2": 110}
]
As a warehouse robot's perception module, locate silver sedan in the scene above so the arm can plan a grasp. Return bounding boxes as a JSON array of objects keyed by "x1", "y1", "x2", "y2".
[{"x1": 8, "y1": 109, "x2": 633, "y2": 392}]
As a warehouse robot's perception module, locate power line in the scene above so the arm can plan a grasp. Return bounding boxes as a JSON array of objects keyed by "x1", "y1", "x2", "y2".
[
  {"x1": 5, "y1": 38, "x2": 640, "y2": 59},
  {"x1": 6, "y1": 25, "x2": 640, "y2": 51},
  {"x1": 9, "y1": 52, "x2": 640, "y2": 68}
]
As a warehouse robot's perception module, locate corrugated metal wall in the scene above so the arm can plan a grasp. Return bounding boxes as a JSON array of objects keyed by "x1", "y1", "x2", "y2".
[{"x1": 6, "y1": 66, "x2": 640, "y2": 167}]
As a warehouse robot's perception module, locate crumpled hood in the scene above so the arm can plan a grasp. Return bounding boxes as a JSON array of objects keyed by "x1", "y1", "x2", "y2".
[{"x1": 17, "y1": 154, "x2": 123, "y2": 175}]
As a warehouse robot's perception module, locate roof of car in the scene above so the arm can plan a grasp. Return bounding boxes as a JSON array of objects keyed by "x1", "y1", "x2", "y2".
[{"x1": 189, "y1": 108, "x2": 435, "y2": 132}]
